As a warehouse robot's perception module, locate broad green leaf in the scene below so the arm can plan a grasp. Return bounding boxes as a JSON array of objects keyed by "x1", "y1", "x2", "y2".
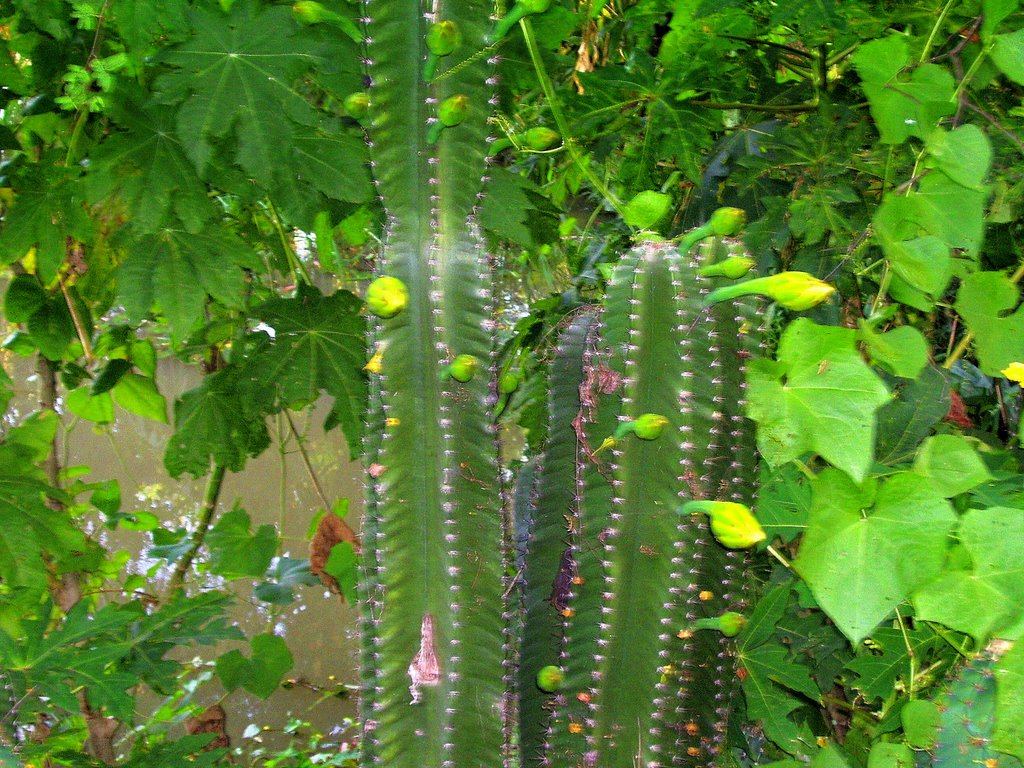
[
  {"x1": 323, "y1": 542, "x2": 358, "y2": 604},
  {"x1": 993, "y1": 28, "x2": 1024, "y2": 84},
  {"x1": 912, "y1": 172, "x2": 988, "y2": 253},
  {"x1": 873, "y1": 195, "x2": 951, "y2": 300},
  {"x1": 794, "y1": 470, "x2": 956, "y2": 644},
  {"x1": 622, "y1": 190, "x2": 671, "y2": 229},
  {"x1": 853, "y1": 37, "x2": 955, "y2": 144},
  {"x1": 88, "y1": 97, "x2": 213, "y2": 233},
  {"x1": 846, "y1": 627, "x2": 939, "y2": 701},
  {"x1": 156, "y1": 0, "x2": 317, "y2": 176},
  {"x1": 913, "y1": 434, "x2": 992, "y2": 497},
  {"x1": 109, "y1": 0, "x2": 189, "y2": 60},
  {"x1": 66, "y1": 386, "x2": 115, "y2": 423},
  {"x1": 914, "y1": 507, "x2": 1024, "y2": 641},
  {"x1": 27, "y1": 299, "x2": 75, "y2": 361},
  {"x1": 901, "y1": 699, "x2": 939, "y2": 748},
  {"x1": 164, "y1": 366, "x2": 270, "y2": 478},
  {"x1": 243, "y1": 285, "x2": 365, "y2": 457},
  {"x1": 866, "y1": 743, "x2": 913, "y2": 768},
  {"x1": 925, "y1": 125, "x2": 992, "y2": 189},
  {"x1": 757, "y1": 464, "x2": 811, "y2": 544},
  {"x1": 91, "y1": 358, "x2": 132, "y2": 395},
  {"x1": 811, "y1": 743, "x2": 852, "y2": 768},
  {"x1": 113, "y1": 373, "x2": 168, "y2": 424},
  {"x1": 858, "y1": 324, "x2": 928, "y2": 379},
  {"x1": 253, "y1": 556, "x2": 319, "y2": 604},
  {"x1": 479, "y1": 167, "x2": 560, "y2": 247},
  {"x1": 876, "y1": 366, "x2": 950, "y2": 465},
  {"x1": 995, "y1": 641, "x2": 1024, "y2": 762},
  {"x1": 5, "y1": 410, "x2": 59, "y2": 462},
  {"x1": 291, "y1": 123, "x2": 373, "y2": 204},
  {"x1": 982, "y1": 0, "x2": 1020, "y2": 41},
  {"x1": 955, "y1": 271, "x2": 1024, "y2": 376},
  {"x1": 215, "y1": 633, "x2": 293, "y2": 699},
  {"x1": 746, "y1": 319, "x2": 890, "y2": 482},
  {"x1": 4, "y1": 274, "x2": 45, "y2": 323},
  {"x1": 118, "y1": 224, "x2": 254, "y2": 344},
  {"x1": 205, "y1": 507, "x2": 278, "y2": 579}
]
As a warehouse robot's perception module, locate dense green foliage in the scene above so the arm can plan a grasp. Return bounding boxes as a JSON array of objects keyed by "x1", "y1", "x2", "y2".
[{"x1": 0, "y1": 0, "x2": 1022, "y2": 766}]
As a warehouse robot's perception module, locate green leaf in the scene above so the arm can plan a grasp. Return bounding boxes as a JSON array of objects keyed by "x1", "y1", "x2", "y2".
[
  {"x1": 757, "y1": 463, "x2": 811, "y2": 544},
  {"x1": 4, "y1": 274, "x2": 45, "y2": 324},
  {"x1": 27, "y1": 300, "x2": 75, "y2": 361},
  {"x1": 205, "y1": 507, "x2": 278, "y2": 579},
  {"x1": 912, "y1": 172, "x2": 988, "y2": 253},
  {"x1": 323, "y1": 541, "x2": 358, "y2": 604},
  {"x1": 794, "y1": 470, "x2": 956, "y2": 644},
  {"x1": 811, "y1": 743, "x2": 852, "y2": 768},
  {"x1": 253, "y1": 556, "x2": 319, "y2": 604},
  {"x1": 925, "y1": 125, "x2": 992, "y2": 189},
  {"x1": 982, "y1": 0, "x2": 1020, "y2": 41},
  {"x1": 955, "y1": 271, "x2": 1024, "y2": 376},
  {"x1": 995, "y1": 641, "x2": 1024, "y2": 762},
  {"x1": 109, "y1": 0, "x2": 189, "y2": 60},
  {"x1": 746, "y1": 318, "x2": 891, "y2": 482},
  {"x1": 113, "y1": 373, "x2": 168, "y2": 424},
  {"x1": 853, "y1": 37, "x2": 955, "y2": 144},
  {"x1": 164, "y1": 366, "x2": 271, "y2": 478},
  {"x1": 858, "y1": 324, "x2": 928, "y2": 379},
  {"x1": 91, "y1": 358, "x2": 132, "y2": 395},
  {"x1": 914, "y1": 507, "x2": 1024, "y2": 642},
  {"x1": 65, "y1": 386, "x2": 115, "y2": 423},
  {"x1": 155, "y1": 0, "x2": 317, "y2": 176},
  {"x1": 866, "y1": 742, "x2": 914, "y2": 768},
  {"x1": 622, "y1": 190, "x2": 672, "y2": 229},
  {"x1": 478, "y1": 167, "x2": 560, "y2": 247},
  {"x1": 291, "y1": 123, "x2": 373, "y2": 204},
  {"x1": 901, "y1": 699, "x2": 939, "y2": 748},
  {"x1": 993, "y1": 28, "x2": 1024, "y2": 84},
  {"x1": 216, "y1": 632, "x2": 293, "y2": 699},
  {"x1": 87, "y1": 97, "x2": 214, "y2": 233},
  {"x1": 243, "y1": 285, "x2": 365, "y2": 458},
  {"x1": 876, "y1": 366, "x2": 950, "y2": 465},
  {"x1": 873, "y1": 195, "x2": 951, "y2": 300},
  {"x1": 118, "y1": 224, "x2": 254, "y2": 344},
  {"x1": 846, "y1": 627, "x2": 940, "y2": 701},
  {"x1": 913, "y1": 434, "x2": 992, "y2": 497}
]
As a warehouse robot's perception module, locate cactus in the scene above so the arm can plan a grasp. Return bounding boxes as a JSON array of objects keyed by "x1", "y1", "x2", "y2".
[
  {"x1": 360, "y1": 1, "x2": 506, "y2": 766},
  {"x1": 933, "y1": 649, "x2": 1024, "y2": 768}
]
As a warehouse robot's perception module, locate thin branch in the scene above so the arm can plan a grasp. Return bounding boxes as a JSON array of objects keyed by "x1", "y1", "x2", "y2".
[
  {"x1": 168, "y1": 463, "x2": 227, "y2": 595},
  {"x1": 964, "y1": 100, "x2": 1024, "y2": 155}
]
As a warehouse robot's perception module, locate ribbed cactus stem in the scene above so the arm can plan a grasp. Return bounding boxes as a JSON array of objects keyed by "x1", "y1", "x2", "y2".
[{"x1": 360, "y1": 1, "x2": 505, "y2": 766}]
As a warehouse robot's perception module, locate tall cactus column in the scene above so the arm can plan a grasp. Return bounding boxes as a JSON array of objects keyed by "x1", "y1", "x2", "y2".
[{"x1": 359, "y1": 2, "x2": 506, "y2": 767}]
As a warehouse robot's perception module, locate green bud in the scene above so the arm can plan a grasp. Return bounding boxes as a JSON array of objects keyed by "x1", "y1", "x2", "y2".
[
  {"x1": 343, "y1": 92, "x2": 370, "y2": 119},
  {"x1": 613, "y1": 413, "x2": 669, "y2": 441},
  {"x1": 426, "y1": 21, "x2": 462, "y2": 56},
  {"x1": 438, "y1": 94, "x2": 470, "y2": 127},
  {"x1": 697, "y1": 256, "x2": 755, "y2": 280},
  {"x1": 365, "y1": 276, "x2": 409, "y2": 319},
  {"x1": 488, "y1": 0, "x2": 554, "y2": 42},
  {"x1": 705, "y1": 271, "x2": 836, "y2": 311},
  {"x1": 623, "y1": 190, "x2": 672, "y2": 230},
  {"x1": 688, "y1": 612, "x2": 747, "y2": 637},
  {"x1": 708, "y1": 207, "x2": 746, "y2": 237},
  {"x1": 680, "y1": 500, "x2": 766, "y2": 550},
  {"x1": 536, "y1": 665, "x2": 564, "y2": 693},
  {"x1": 523, "y1": 126, "x2": 560, "y2": 150},
  {"x1": 499, "y1": 372, "x2": 520, "y2": 394},
  {"x1": 448, "y1": 354, "x2": 479, "y2": 383}
]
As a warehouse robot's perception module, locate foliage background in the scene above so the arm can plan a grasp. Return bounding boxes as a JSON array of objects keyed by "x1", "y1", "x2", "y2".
[{"x1": 0, "y1": 0, "x2": 1022, "y2": 765}]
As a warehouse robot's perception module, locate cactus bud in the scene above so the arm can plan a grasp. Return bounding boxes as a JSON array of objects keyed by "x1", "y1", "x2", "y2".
[
  {"x1": 613, "y1": 413, "x2": 669, "y2": 441},
  {"x1": 697, "y1": 256, "x2": 755, "y2": 280},
  {"x1": 688, "y1": 612, "x2": 747, "y2": 637},
  {"x1": 427, "y1": 95, "x2": 470, "y2": 143},
  {"x1": 1002, "y1": 362, "x2": 1024, "y2": 384},
  {"x1": 523, "y1": 126, "x2": 560, "y2": 150},
  {"x1": 708, "y1": 207, "x2": 746, "y2": 237},
  {"x1": 343, "y1": 92, "x2": 370, "y2": 119},
  {"x1": 704, "y1": 271, "x2": 835, "y2": 311},
  {"x1": 446, "y1": 354, "x2": 479, "y2": 383},
  {"x1": 680, "y1": 500, "x2": 766, "y2": 550},
  {"x1": 365, "y1": 276, "x2": 409, "y2": 319},
  {"x1": 423, "y1": 21, "x2": 462, "y2": 80},
  {"x1": 499, "y1": 372, "x2": 520, "y2": 394},
  {"x1": 536, "y1": 665, "x2": 564, "y2": 692},
  {"x1": 488, "y1": 0, "x2": 553, "y2": 42}
]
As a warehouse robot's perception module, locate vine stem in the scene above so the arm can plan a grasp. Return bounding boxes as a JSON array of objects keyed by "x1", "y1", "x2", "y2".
[
  {"x1": 518, "y1": 18, "x2": 627, "y2": 220},
  {"x1": 944, "y1": 257, "x2": 1024, "y2": 370},
  {"x1": 919, "y1": 0, "x2": 958, "y2": 63},
  {"x1": 168, "y1": 463, "x2": 227, "y2": 595}
]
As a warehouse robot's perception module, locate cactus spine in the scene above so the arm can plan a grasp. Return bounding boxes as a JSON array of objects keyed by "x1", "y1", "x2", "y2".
[{"x1": 360, "y1": 1, "x2": 505, "y2": 766}]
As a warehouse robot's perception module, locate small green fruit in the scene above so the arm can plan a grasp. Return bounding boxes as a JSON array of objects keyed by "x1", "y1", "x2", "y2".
[
  {"x1": 697, "y1": 256, "x2": 755, "y2": 280},
  {"x1": 708, "y1": 207, "x2": 746, "y2": 237},
  {"x1": 448, "y1": 354, "x2": 479, "y2": 383},
  {"x1": 613, "y1": 413, "x2": 669, "y2": 441},
  {"x1": 365, "y1": 276, "x2": 409, "y2": 319},
  {"x1": 536, "y1": 665, "x2": 564, "y2": 692},
  {"x1": 499, "y1": 372, "x2": 520, "y2": 394},
  {"x1": 343, "y1": 92, "x2": 370, "y2": 119},
  {"x1": 523, "y1": 126, "x2": 560, "y2": 150}
]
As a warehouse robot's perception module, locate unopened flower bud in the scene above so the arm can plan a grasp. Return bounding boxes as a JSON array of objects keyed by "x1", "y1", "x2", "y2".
[
  {"x1": 1002, "y1": 362, "x2": 1024, "y2": 384},
  {"x1": 704, "y1": 271, "x2": 835, "y2": 311},
  {"x1": 688, "y1": 612, "x2": 747, "y2": 637},
  {"x1": 536, "y1": 665, "x2": 564, "y2": 692},
  {"x1": 365, "y1": 276, "x2": 409, "y2": 319},
  {"x1": 708, "y1": 207, "x2": 746, "y2": 237},
  {"x1": 343, "y1": 92, "x2": 370, "y2": 119},
  {"x1": 523, "y1": 126, "x2": 560, "y2": 150},
  {"x1": 447, "y1": 354, "x2": 479, "y2": 383},
  {"x1": 614, "y1": 413, "x2": 669, "y2": 440},
  {"x1": 698, "y1": 256, "x2": 755, "y2": 280},
  {"x1": 680, "y1": 500, "x2": 766, "y2": 550}
]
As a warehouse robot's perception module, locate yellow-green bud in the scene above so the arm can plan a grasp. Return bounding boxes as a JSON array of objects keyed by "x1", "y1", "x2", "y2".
[
  {"x1": 448, "y1": 354, "x2": 479, "y2": 383},
  {"x1": 614, "y1": 413, "x2": 669, "y2": 441},
  {"x1": 680, "y1": 500, "x2": 766, "y2": 550},
  {"x1": 708, "y1": 207, "x2": 746, "y2": 237},
  {"x1": 365, "y1": 276, "x2": 409, "y2": 319},
  {"x1": 488, "y1": 0, "x2": 553, "y2": 42},
  {"x1": 426, "y1": 21, "x2": 462, "y2": 56},
  {"x1": 536, "y1": 665, "x2": 564, "y2": 692},
  {"x1": 704, "y1": 271, "x2": 835, "y2": 311},
  {"x1": 523, "y1": 126, "x2": 560, "y2": 150},
  {"x1": 439, "y1": 94, "x2": 470, "y2": 127},
  {"x1": 698, "y1": 256, "x2": 755, "y2": 280},
  {"x1": 689, "y1": 612, "x2": 747, "y2": 637},
  {"x1": 499, "y1": 372, "x2": 520, "y2": 394},
  {"x1": 343, "y1": 92, "x2": 370, "y2": 119}
]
